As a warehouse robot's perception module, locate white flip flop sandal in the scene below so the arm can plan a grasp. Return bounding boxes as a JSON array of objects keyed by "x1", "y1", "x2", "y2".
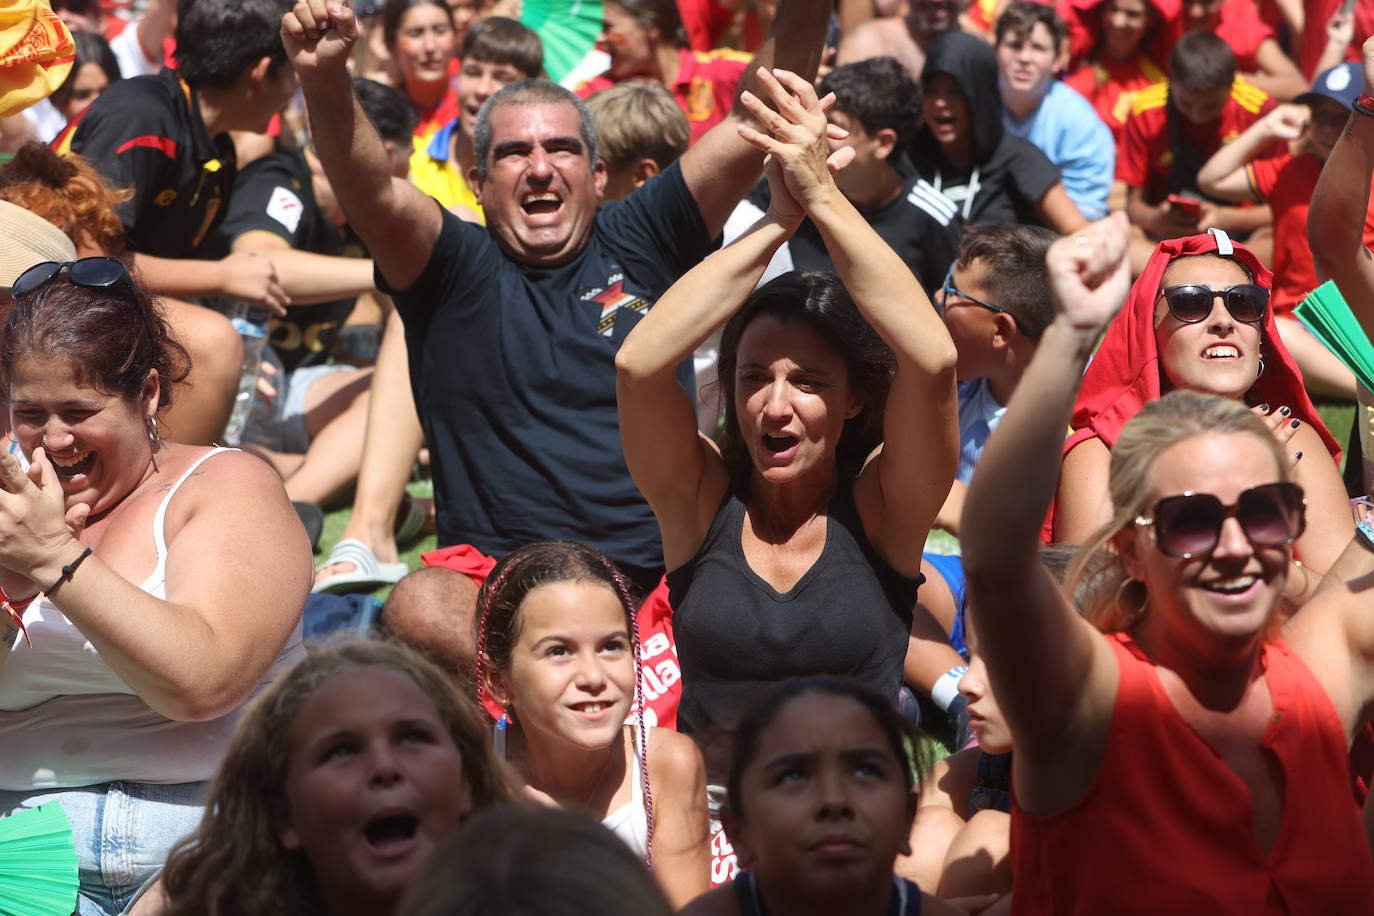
[{"x1": 311, "y1": 539, "x2": 409, "y2": 594}]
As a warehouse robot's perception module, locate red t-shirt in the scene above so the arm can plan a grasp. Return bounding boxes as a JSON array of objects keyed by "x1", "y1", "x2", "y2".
[
  {"x1": 1116, "y1": 77, "x2": 1276, "y2": 203},
  {"x1": 577, "y1": 47, "x2": 750, "y2": 144},
  {"x1": 1248, "y1": 151, "x2": 1374, "y2": 315},
  {"x1": 1065, "y1": 54, "x2": 1167, "y2": 144},
  {"x1": 1211, "y1": 4, "x2": 1275, "y2": 73},
  {"x1": 1012, "y1": 633, "x2": 1374, "y2": 915}
]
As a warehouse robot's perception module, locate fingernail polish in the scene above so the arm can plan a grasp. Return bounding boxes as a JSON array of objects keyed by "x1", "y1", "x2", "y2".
[
  {"x1": 1280, "y1": 406, "x2": 1291, "y2": 416},
  {"x1": 1291, "y1": 419, "x2": 1301, "y2": 428},
  {"x1": 1258, "y1": 403, "x2": 1270, "y2": 413},
  {"x1": 1294, "y1": 451, "x2": 1303, "y2": 460}
]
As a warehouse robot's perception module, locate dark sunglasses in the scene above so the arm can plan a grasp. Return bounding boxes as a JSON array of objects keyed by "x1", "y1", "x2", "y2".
[
  {"x1": 1134, "y1": 481, "x2": 1306, "y2": 559},
  {"x1": 1158, "y1": 283, "x2": 1268, "y2": 325},
  {"x1": 11, "y1": 257, "x2": 133, "y2": 299},
  {"x1": 941, "y1": 265, "x2": 1031, "y2": 338}
]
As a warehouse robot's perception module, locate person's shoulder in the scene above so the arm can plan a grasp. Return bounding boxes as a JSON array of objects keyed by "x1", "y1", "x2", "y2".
[
  {"x1": 1228, "y1": 75, "x2": 1271, "y2": 115},
  {"x1": 1129, "y1": 80, "x2": 1170, "y2": 117},
  {"x1": 647, "y1": 726, "x2": 706, "y2": 786},
  {"x1": 679, "y1": 885, "x2": 740, "y2": 916},
  {"x1": 239, "y1": 149, "x2": 306, "y2": 183},
  {"x1": 696, "y1": 47, "x2": 753, "y2": 67},
  {"x1": 1050, "y1": 80, "x2": 1110, "y2": 131},
  {"x1": 76, "y1": 71, "x2": 180, "y2": 134}
]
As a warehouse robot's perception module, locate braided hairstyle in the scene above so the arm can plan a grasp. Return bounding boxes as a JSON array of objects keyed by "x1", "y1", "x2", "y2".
[{"x1": 473, "y1": 541, "x2": 656, "y2": 868}]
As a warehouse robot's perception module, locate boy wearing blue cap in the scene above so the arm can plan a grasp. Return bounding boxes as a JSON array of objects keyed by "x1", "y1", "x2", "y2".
[{"x1": 1197, "y1": 61, "x2": 1364, "y2": 401}]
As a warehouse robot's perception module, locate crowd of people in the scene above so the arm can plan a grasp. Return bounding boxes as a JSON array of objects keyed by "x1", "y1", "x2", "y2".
[{"x1": 3, "y1": 0, "x2": 1374, "y2": 912}]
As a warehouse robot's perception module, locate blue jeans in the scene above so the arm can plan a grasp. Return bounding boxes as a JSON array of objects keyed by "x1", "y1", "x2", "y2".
[{"x1": 0, "y1": 781, "x2": 204, "y2": 915}]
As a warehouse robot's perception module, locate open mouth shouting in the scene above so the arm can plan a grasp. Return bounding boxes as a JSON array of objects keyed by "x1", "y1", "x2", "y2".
[
  {"x1": 521, "y1": 191, "x2": 563, "y2": 219},
  {"x1": 361, "y1": 808, "x2": 422, "y2": 860}
]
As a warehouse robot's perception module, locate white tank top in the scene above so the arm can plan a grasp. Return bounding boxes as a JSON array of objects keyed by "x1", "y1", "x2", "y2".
[{"x1": 0, "y1": 448, "x2": 303, "y2": 789}]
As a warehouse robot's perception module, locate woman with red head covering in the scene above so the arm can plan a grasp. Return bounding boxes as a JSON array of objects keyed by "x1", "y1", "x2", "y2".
[
  {"x1": 1060, "y1": 0, "x2": 1177, "y2": 141},
  {"x1": 1051, "y1": 230, "x2": 1354, "y2": 585}
]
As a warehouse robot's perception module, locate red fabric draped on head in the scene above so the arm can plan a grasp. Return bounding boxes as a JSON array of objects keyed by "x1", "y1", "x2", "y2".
[
  {"x1": 1058, "y1": 0, "x2": 1180, "y2": 71},
  {"x1": 1041, "y1": 231, "x2": 1341, "y2": 540}
]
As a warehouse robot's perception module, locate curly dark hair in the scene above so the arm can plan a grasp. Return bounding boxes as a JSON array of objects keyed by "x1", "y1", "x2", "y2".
[{"x1": 819, "y1": 57, "x2": 923, "y2": 160}]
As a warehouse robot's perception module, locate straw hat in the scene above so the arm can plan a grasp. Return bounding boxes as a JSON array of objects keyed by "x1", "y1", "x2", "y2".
[{"x1": 0, "y1": 199, "x2": 75, "y2": 290}]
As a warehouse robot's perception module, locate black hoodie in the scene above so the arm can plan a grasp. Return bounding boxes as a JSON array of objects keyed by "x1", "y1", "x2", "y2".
[{"x1": 909, "y1": 32, "x2": 1062, "y2": 227}]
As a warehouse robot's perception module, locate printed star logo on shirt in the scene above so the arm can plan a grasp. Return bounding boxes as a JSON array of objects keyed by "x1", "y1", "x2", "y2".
[
  {"x1": 581, "y1": 270, "x2": 649, "y2": 337},
  {"x1": 266, "y1": 185, "x2": 304, "y2": 234}
]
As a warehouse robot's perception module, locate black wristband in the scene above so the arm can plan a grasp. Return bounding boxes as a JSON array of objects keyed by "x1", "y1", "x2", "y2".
[
  {"x1": 45, "y1": 547, "x2": 92, "y2": 598},
  {"x1": 1354, "y1": 95, "x2": 1374, "y2": 118}
]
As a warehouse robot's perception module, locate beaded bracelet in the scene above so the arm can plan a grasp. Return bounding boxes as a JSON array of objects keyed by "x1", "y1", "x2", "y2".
[{"x1": 44, "y1": 547, "x2": 92, "y2": 598}]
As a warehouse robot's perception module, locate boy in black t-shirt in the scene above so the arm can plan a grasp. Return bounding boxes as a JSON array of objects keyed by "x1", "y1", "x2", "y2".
[
  {"x1": 59, "y1": 0, "x2": 297, "y2": 313},
  {"x1": 220, "y1": 78, "x2": 418, "y2": 509}
]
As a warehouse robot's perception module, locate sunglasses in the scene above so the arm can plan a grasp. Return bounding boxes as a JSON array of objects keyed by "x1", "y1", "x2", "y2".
[
  {"x1": 1158, "y1": 283, "x2": 1268, "y2": 325},
  {"x1": 941, "y1": 265, "x2": 1031, "y2": 338},
  {"x1": 1134, "y1": 481, "x2": 1306, "y2": 559},
  {"x1": 11, "y1": 257, "x2": 133, "y2": 299}
]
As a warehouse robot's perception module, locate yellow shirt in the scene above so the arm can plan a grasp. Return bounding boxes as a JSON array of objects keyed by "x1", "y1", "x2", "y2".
[{"x1": 408, "y1": 117, "x2": 484, "y2": 223}]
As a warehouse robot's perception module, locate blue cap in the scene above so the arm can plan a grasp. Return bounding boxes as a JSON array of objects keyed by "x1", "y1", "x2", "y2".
[{"x1": 1295, "y1": 61, "x2": 1362, "y2": 109}]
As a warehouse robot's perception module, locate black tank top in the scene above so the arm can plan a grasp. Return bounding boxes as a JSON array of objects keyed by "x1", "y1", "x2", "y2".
[
  {"x1": 733, "y1": 872, "x2": 924, "y2": 915},
  {"x1": 667, "y1": 485, "x2": 919, "y2": 776}
]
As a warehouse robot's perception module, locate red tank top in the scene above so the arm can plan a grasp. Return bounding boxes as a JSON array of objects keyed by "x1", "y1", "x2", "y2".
[{"x1": 1011, "y1": 633, "x2": 1374, "y2": 915}]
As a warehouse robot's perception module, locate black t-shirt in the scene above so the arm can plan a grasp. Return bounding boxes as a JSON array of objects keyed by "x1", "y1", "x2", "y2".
[
  {"x1": 380, "y1": 161, "x2": 711, "y2": 575},
  {"x1": 63, "y1": 68, "x2": 236, "y2": 259},
  {"x1": 219, "y1": 150, "x2": 356, "y2": 373},
  {"x1": 748, "y1": 175, "x2": 962, "y2": 297},
  {"x1": 907, "y1": 133, "x2": 1060, "y2": 228}
]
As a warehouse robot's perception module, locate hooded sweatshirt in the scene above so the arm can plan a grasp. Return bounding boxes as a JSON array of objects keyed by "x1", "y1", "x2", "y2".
[{"x1": 909, "y1": 32, "x2": 1061, "y2": 227}]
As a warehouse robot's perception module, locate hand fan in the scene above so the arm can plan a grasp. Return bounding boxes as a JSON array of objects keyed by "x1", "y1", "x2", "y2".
[{"x1": 0, "y1": 803, "x2": 80, "y2": 916}]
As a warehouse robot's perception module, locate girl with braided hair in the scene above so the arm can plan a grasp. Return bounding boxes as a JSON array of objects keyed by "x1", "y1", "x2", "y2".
[{"x1": 473, "y1": 541, "x2": 709, "y2": 908}]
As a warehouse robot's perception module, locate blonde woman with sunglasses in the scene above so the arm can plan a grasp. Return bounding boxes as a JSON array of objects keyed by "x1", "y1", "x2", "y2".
[{"x1": 961, "y1": 212, "x2": 1374, "y2": 914}]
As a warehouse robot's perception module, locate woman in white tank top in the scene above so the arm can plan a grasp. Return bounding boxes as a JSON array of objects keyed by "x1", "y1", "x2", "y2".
[
  {"x1": 0, "y1": 258, "x2": 311, "y2": 913},
  {"x1": 474, "y1": 541, "x2": 710, "y2": 909}
]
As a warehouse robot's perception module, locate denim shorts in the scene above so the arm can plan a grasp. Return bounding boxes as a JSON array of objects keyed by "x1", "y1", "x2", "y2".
[{"x1": 0, "y1": 781, "x2": 204, "y2": 915}]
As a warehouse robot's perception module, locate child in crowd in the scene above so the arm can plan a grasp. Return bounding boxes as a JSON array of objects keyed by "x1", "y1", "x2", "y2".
[
  {"x1": 474, "y1": 541, "x2": 709, "y2": 908},
  {"x1": 1061, "y1": 0, "x2": 1174, "y2": 142},
  {"x1": 910, "y1": 31, "x2": 1086, "y2": 233},
  {"x1": 934, "y1": 223, "x2": 1057, "y2": 534},
  {"x1": 679, "y1": 678, "x2": 976, "y2": 916},
  {"x1": 1197, "y1": 61, "x2": 1364, "y2": 400},
  {"x1": 996, "y1": 2, "x2": 1115, "y2": 221},
  {"x1": 905, "y1": 641, "x2": 1013, "y2": 901},
  {"x1": 408, "y1": 16, "x2": 543, "y2": 220},
  {"x1": 398, "y1": 806, "x2": 676, "y2": 916},
  {"x1": 156, "y1": 639, "x2": 511, "y2": 916},
  {"x1": 1116, "y1": 31, "x2": 1281, "y2": 270},
  {"x1": 586, "y1": 80, "x2": 692, "y2": 201},
  {"x1": 1176, "y1": 0, "x2": 1305, "y2": 100}
]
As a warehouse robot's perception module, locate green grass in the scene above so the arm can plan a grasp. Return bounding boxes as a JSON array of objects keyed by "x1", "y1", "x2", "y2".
[{"x1": 316, "y1": 479, "x2": 437, "y2": 601}]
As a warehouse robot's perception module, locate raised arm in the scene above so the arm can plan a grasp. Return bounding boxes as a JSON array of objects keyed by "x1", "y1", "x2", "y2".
[
  {"x1": 678, "y1": 0, "x2": 831, "y2": 237},
  {"x1": 1198, "y1": 104, "x2": 1307, "y2": 202},
  {"x1": 1245, "y1": 39, "x2": 1308, "y2": 102},
  {"x1": 282, "y1": 0, "x2": 441, "y2": 292},
  {"x1": 960, "y1": 215, "x2": 1129, "y2": 790},
  {"x1": 735, "y1": 72, "x2": 959, "y2": 576},
  {"x1": 616, "y1": 76, "x2": 850, "y2": 571},
  {"x1": 1310, "y1": 35, "x2": 1374, "y2": 344}
]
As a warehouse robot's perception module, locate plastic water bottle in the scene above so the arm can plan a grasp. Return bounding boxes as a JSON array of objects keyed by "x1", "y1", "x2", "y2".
[{"x1": 222, "y1": 302, "x2": 271, "y2": 446}]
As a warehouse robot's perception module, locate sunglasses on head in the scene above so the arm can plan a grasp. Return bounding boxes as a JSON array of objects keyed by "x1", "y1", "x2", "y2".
[
  {"x1": 1134, "y1": 481, "x2": 1305, "y2": 559},
  {"x1": 11, "y1": 257, "x2": 133, "y2": 299},
  {"x1": 1158, "y1": 283, "x2": 1268, "y2": 325}
]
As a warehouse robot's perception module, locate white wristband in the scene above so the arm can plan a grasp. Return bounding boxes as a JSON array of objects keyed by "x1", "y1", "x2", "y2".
[{"x1": 931, "y1": 665, "x2": 968, "y2": 712}]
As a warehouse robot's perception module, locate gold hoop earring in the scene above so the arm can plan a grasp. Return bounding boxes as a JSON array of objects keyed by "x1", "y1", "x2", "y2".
[{"x1": 1114, "y1": 576, "x2": 1150, "y2": 625}]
